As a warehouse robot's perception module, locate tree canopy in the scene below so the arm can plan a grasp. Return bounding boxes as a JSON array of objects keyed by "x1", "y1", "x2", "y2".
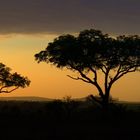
[
  {"x1": 0, "y1": 63, "x2": 30, "y2": 93},
  {"x1": 35, "y1": 29, "x2": 140, "y2": 107}
]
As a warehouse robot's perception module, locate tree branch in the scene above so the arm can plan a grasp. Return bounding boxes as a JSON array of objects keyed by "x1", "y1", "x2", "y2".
[
  {"x1": 115, "y1": 67, "x2": 137, "y2": 81},
  {"x1": 104, "y1": 68, "x2": 110, "y2": 94},
  {"x1": 77, "y1": 69, "x2": 95, "y2": 84},
  {"x1": 88, "y1": 66, "x2": 97, "y2": 81},
  {"x1": 67, "y1": 75, "x2": 90, "y2": 83},
  {"x1": 108, "y1": 66, "x2": 137, "y2": 91},
  {"x1": 99, "y1": 65, "x2": 107, "y2": 74},
  {"x1": 78, "y1": 70, "x2": 105, "y2": 98},
  {"x1": 0, "y1": 86, "x2": 19, "y2": 93},
  {"x1": 67, "y1": 64, "x2": 105, "y2": 99}
]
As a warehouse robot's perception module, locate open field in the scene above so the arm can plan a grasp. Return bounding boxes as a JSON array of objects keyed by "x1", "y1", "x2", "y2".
[{"x1": 0, "y1": 99, "x2": 139, "y2": 140}]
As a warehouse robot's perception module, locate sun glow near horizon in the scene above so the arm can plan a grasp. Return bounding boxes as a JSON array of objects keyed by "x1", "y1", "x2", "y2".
[{"x1": 0, "y1": 34, "x2": 139, "y2": 102}]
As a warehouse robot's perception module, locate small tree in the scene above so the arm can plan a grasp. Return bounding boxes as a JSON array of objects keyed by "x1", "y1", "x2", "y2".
[
  {"x1": 0, "y1": 63, "x2": 30, "y2": 93},
  {"x1": 35, "y1": 29, "x2": 140, "y2": 107}
]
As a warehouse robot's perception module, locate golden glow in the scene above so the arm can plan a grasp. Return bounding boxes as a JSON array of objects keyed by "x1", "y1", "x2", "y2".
[{"x1": 0, "y1": 34, "x2": 139, "y2": 101}]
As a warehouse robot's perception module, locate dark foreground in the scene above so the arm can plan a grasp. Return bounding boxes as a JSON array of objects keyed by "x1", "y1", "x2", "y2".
[{"x1": 0, "y1": 100, "x2": 139, "y2": 140}]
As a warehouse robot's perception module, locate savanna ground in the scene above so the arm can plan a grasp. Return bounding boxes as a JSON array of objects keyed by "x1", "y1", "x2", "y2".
[{"x1": 0, "y1": 98, "x2": 140, "y2": 140}]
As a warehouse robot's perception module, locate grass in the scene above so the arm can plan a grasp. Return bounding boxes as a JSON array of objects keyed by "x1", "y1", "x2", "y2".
[{"x1": 0, "y1": 99, "x2": 139, "y2": 140}]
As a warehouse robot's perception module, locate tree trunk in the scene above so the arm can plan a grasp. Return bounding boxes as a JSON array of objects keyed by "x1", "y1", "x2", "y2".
[
  {"x1": 89, "y1": 94, "x2": 109, "y2": 110},
  {"x1": 89, "y1": 89, "x2": 110, "y2": 110},
  {"x1": 101, "y1": 97, "x2": 109, "y2": 110},
  {"x1": 101, "y1": 90, "x2": 110, "y2": 110}
]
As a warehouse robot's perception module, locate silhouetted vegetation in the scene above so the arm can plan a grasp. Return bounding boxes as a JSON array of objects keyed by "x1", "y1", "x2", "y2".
[
  {"x1": 35, "y1": 29, "x2": 140, "y2": 108},
  {"x1": 0, "y1": 63, "x2": 30, "y2": 93},
  {"x1": 0, "y1": 99, "x2": 139, "y2": 140}
]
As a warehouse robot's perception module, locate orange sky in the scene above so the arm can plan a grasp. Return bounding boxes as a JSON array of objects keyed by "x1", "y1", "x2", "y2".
[
  {"x1": 0, "y1": 0, "x2": 139, "y2": 101},
  {"x1": 0, "y1": 34, "x2": 139, "y2": 101}
]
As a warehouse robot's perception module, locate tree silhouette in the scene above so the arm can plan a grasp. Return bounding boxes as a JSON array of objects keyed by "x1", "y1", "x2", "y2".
[
  {"x1": 0, "y1": 63, "x2": 30, "y2": 93},
  {"x1": 35, "y1": 29, "x2": 140, "y2": 107}
]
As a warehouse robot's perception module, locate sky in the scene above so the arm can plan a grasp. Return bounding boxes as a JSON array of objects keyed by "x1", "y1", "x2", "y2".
[{"x1": 0, "y1": 0, "x2": 140, "y2": 101}]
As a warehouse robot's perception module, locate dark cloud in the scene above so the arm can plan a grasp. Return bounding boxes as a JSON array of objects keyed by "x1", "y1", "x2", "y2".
[{"x1": 0, "y1": 0, "x2": 140, "y2": 35}]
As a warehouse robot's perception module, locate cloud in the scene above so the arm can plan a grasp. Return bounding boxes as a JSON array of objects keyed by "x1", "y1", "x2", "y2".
[{"x1": 0, "y1": 0, "x2": 140, "y2": 35}]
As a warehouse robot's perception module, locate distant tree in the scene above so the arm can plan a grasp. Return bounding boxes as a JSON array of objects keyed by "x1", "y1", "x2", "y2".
[
  {"x1": 0, "y1": 63, "x2": 30, "y2": 93},
  {"x1": 35, "y1": 29, "x2": 140, "y2": 108}
]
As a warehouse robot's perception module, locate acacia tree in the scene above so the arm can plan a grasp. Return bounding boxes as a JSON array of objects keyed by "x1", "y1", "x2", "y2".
[
  {"x1": 0, "y1": 63, "x2": 30, "y2": 93},
  {"x1": 35, "y1": 29, "x2": 140, "y2": 107}
]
